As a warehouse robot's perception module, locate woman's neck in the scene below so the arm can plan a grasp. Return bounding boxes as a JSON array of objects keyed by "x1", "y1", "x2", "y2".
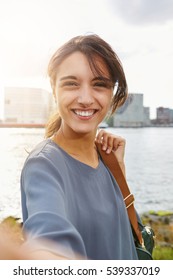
[{"x1": 52, "y1": 128, "x2": 99, "y2": 168}]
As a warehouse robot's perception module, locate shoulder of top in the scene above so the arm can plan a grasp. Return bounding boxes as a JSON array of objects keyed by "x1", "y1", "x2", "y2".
[
  {"x1": 22, "y1": 139, "x2": 58, "y2": 164},
  {"x1": 27, "y1": 139, "x2": 51, "y2": 157},
  {"x1": 22, "y1": 139, "x2": 63, "y2": 171}
]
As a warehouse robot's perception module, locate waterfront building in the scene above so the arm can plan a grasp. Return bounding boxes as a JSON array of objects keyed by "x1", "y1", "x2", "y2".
[
  {"x1": 170, "y1": 109, "x2": 173, "y2": 123},
  {"x1": 143, "y1": 107, "x2": 151, "y2": 126},
  {"x1": 113, "y1": 93, "x2": 150, "y2": 127},
  {"x1": 156, "y1": 107, "x2": 173, "y2": 124},
  {"x1": 4, "y1": 87, "x2": 53, "y2": 124}
]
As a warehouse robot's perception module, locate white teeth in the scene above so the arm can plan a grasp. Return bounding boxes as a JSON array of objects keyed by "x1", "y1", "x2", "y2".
[{"x1": 74, "y1": 110, "x2": 95, "y2": 117}]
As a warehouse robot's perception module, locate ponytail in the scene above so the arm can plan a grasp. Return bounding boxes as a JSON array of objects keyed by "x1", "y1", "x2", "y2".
[{"x1": 45, "y1": 111, "x2": 61, "y2": 138}]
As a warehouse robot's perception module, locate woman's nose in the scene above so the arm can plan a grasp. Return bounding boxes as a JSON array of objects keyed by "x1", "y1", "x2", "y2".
[{"x1": 77, "y1": 85, "x2": 94, "y2": 106}]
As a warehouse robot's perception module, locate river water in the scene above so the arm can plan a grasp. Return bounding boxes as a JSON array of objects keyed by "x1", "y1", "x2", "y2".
[{"x1": 0, "y1": 127, "x2": 173, "y2": 221}]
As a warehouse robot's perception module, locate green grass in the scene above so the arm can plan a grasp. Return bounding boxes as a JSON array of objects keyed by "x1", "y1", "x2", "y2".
[
  {"x1": 149, "y1": 210, "x2": 173, "y2": 216},
  {"x1": 153, "y1": 246, "x2": 173, "y2": 260}
]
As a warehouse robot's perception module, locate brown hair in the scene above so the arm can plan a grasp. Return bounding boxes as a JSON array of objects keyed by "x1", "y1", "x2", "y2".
[{"x1": 45, "y1": 34, "x2": 128, "y2": 138}]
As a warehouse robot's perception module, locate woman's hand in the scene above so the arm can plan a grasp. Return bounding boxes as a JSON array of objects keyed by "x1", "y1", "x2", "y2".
[{"x1": 95, "y1": 129, "x2": 126, "y2": 176}]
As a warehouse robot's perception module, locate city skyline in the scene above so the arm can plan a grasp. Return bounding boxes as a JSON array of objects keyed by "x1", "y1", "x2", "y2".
[{"x1": 0, "y1": 0, "x2": 173, "y2": 119}]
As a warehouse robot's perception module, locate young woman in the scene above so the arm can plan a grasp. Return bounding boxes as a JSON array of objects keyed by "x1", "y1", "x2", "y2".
[{"x1": 20, "y1": 34, "x2": 138, "y2": 260}]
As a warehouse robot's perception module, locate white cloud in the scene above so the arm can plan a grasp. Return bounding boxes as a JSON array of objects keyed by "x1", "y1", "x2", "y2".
[{"x1": 108, "y1": 0, "x2": 173, "y2": 25}]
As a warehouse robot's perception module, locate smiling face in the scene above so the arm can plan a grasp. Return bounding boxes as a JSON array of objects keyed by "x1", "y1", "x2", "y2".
[{"x1": 54, "y1": 51, "x2": 113, "y2": 137}]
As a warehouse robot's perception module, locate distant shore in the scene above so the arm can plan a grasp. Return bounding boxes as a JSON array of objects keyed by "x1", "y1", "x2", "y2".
[
  {"x1": 0, "y1": 123, "x2": 173, "y2": 128},
  {"x1": 0, "y1": 123, "x2": 45, "y2": 128}
]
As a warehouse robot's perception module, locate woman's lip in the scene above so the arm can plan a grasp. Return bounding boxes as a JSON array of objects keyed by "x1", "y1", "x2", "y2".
[
  {"x1": 72, "y1": 109, "x2": 98, "y2": 115},
  {"x1": 71, "y1": 109, "x2": 98, "y2": 119}
]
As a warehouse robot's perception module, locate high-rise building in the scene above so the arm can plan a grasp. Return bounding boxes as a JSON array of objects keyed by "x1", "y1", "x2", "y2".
[
  {"x1": 4, "y1": 87, "x2": 53, "y2": 124},
  {"x1": 156, "y1": 107, "x2": 173, "y2": 124},
  {"x1": 113, "y1": 93, "x2": 150, "y2": 127}
]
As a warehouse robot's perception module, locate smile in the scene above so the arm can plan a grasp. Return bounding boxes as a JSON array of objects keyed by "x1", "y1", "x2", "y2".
[{"x1": 73, "y1": 110, "x2": 98, "y2": 117}]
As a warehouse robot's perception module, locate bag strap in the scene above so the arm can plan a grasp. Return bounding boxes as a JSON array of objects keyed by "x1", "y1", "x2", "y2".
[{"x1": 96, "y1": 142, "x2": 143, "y2": 245}]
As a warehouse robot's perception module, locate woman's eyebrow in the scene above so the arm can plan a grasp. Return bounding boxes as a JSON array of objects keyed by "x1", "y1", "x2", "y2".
[
  {"x1": 92, "y1": 76, "x2": 112, "y2": 82},
  {"x1": 59, "y1": 75, "x2": 77, "y2": 81}
]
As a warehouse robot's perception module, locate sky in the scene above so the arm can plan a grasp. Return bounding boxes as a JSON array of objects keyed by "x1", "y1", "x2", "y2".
[{"x1": 0, "y1": 0, "x2": 173, "y2": 118}]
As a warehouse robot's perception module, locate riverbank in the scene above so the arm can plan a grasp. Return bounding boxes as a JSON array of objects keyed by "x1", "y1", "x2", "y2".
[
  {"x1": 0, "y1": 123, "x2": 45, "y2": 128},
  {"x1": 141, "y1": 210, "x2": 173, "y2": 260}
]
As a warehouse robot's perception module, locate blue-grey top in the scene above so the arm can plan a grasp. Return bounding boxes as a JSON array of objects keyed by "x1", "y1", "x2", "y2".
[{"x1": 21, "y1": 139, "x2": 138, "y2": 259}]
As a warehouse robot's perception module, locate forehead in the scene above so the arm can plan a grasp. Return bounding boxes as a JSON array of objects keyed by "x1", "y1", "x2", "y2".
[{"x1": 56, "y1": 51, "x2": 110, "y2": 79}]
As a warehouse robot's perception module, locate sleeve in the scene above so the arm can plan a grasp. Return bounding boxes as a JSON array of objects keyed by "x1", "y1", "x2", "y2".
[{"x1": 21, "y1": 155, "x2": 86, "y2": 259}]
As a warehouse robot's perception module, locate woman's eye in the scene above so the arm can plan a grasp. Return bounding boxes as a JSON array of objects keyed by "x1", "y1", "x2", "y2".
[
  {"x1": 65, "y1": 82, "x2": 77, "y2": 86},
  {"x1": 94, "y1": 82, "x2": 110, "y2": 88},
  {"x1": 62, "y1": 81, "x2": 78, "y2": 87}
]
